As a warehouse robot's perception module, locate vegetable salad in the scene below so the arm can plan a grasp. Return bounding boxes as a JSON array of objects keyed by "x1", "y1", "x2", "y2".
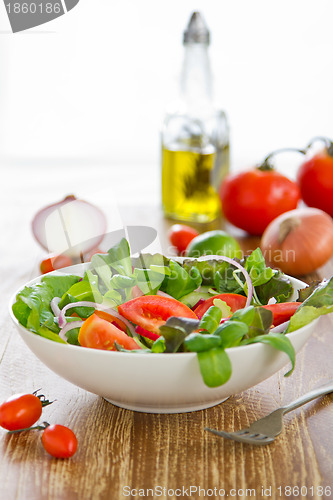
[{"x1": 12, "y1": 238, "x2": 333, "y2": 387}]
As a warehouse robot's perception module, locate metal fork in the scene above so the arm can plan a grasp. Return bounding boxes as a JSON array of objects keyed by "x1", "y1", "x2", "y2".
[{"x1": 205, "y1": 380, "x2": 333, "y2": 445}]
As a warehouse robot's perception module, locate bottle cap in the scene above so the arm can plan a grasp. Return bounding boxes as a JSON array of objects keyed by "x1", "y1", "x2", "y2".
[{"x1": 183, "y1": 11, "x2": 210, "y2": 45}]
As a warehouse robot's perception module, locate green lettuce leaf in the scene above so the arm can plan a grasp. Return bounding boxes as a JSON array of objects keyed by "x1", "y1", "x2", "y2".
[
  {"x1": 182, "y1": 259, "x2": 229, "y2": 286},
  {"x1": 197, "y1": 348, "x2": 232, "y2": 388},
  {"x1": 12, "y1": 274, "x2": 80, "y2": 336},
  {"x1": 158, "y1": 316, "x2": 200, "y2": 352},
  {"x1": 161, "y1": 260, "x2": 202, "y2": 300},
  {"x1": 255, "y1": 271, "x2": 293, "y2": 305},
  {"x1": 241, "y1": 333, "x2": 295, "y2": 376},
  {"x1": 199, "y1": 306, "x2": 222, "y2": 334},
  {"x1": 244, "y1": 247, "x2": 275, "y2": 287},
  {"x1": 90, "y1": 238, "x2": 132, "y2": 290},
  {"x1": 287, "y1": 278, "x2": 333, "y2": 332}
]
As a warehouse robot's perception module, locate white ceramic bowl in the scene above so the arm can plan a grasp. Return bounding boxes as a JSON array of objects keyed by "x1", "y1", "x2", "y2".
[{"x1": 9, "y1": 262, "x2": 318, "y2": 413}]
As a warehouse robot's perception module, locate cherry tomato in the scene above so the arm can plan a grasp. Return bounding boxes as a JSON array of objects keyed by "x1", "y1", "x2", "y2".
[
  {"x1": 168, "y1": 224, "x2": 199, "y2": 254},
  {"x1": 40, "y1": 254, "x2": 73, "y2": 274},
  {"x1": 41, "y1": 424, "x2": 77, "y2": 458},
  {"x1": 0, "y1": 393, "x2": 43, "y2": 431},
  {"x1": 118, "y1": 295, "x2": 198, "y2": 334},
  {"x1": 297, "y1": 149, "x2": 333, "y2": 217},
  {"x1": 78, "y1": 313, "x2": 139, "y2": 350},
  {"x1": 262, "y1": 302, "x2": 300, "y2": 326},
  {"x1": 219, "y1": 168, "x2": 300, "y2": 235},
  {"x1": 193, "y1": 293, "x2": 247, "y2": 319}
]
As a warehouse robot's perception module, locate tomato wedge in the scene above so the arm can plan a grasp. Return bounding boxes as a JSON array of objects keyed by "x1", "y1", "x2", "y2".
[
  {"x1": 262, "y1": 302, "x2": 300, "y2": 326},
  {"x1": 117, "y1": 295, "x2": 198, "y2": 334},
  {"x1": 78, "y1": 313, "x2": 139, "y2": 351},
  {"x1": 193, "y1": 293, "x2": 247, "y2": 319}
]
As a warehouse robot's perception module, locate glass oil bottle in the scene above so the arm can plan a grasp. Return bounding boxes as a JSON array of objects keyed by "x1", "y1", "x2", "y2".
[{"x1": 161, "y1": 12, "x2": 229, "y2": 223}]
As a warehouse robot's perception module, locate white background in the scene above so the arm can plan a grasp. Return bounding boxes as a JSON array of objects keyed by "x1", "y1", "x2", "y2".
[{"x1": 0, "y1": 0, "x2": 333, "y2": 204}]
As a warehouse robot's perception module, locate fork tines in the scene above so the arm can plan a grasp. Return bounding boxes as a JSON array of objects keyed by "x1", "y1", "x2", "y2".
[{"x1": 205, "y1": 427, "x2": 275, "y2": 445}]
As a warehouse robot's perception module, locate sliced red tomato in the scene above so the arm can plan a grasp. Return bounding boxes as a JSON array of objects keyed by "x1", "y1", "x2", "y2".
[
  {"x1": 262, "y1": 302, "x2": 300, "y2": 326},
  {"x1": 117, "y1": 295, "x2": 197, "y2": 334},
  {"x1": 193, "y1": 293, "x2": 247, "y2": 319},
  {"x1": 78, "y1": 313, "x2": 139, "y2": 351}
]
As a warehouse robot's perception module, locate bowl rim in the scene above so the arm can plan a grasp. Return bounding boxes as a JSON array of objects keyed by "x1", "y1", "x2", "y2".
[{"x1": 8, "y1": 258, "x2": 317, "y2": 359}]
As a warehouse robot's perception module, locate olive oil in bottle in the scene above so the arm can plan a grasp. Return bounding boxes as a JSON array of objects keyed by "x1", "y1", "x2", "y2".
[
  {"x1": 161, "y1": 12, "x2": 229, "y2": 223},
  {"x1": 162, "y1": 146, "x2": 221, "y2": 223}
]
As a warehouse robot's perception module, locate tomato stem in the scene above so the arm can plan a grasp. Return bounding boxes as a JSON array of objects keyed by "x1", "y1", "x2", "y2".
[
  {"x1": 306, "y1": 136, "x2": 333, "y2": 156},
  {"x1": 259, "y1": 147, "x2": 306, "y2": 170},
  {"x1": 8, "y1": 422, "x2": 50, "y2": 434},
  {"x1": 32, "y1": 389, "x2": 55, "y2": 407}
]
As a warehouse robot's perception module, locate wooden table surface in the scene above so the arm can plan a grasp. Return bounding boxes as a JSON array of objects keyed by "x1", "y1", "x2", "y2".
[{"x1": 1, "y1": 166, "x2": 333, "y2": 500}]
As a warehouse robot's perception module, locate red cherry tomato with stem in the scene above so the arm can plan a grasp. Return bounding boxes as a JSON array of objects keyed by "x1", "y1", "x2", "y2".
[
  {"x1": 0, "y1": 391, "x2": 53, "y2": 431},
  {"x1": 41, "y1": 424, "x2": 78, "y2": 458},
  {"x1": 168, "y1": 224, "x2": 199, "y2": 255}
]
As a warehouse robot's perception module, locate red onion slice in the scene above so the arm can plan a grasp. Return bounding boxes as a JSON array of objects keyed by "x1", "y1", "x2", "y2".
[
  {"x1": 59, "y1": 321, "x2": 85, "y2": 342},
  {"x1": 156, "y1": 290, "x2": 174, "y2": 299},
  {"x1": 58, "y1": 301, "x2": 138, "y2": 338},
  {"x1": 51, "y1": 297, "x2": 61, "y2": 317},
  {"x1": 196, "y1": 255, "x2": 253, "y2": 308},
  {"x1": 135, "y1": 325, "x2": 160, "y2": 341}
]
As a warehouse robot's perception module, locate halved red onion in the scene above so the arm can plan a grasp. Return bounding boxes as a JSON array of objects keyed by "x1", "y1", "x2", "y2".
[
  {"x1": 58, "y1": 301, "x2": 138, "y2": 338},
  {"x1": 196, "y1": 255, "x2": 253, "y2": 307},
  {"x1": 51, "y1": 297, "x2": 61, "y2": 317},
  {"x1": 32, "y1": 195, "x2": 107, "y2": 257},
  {"x1": 59, "y1": 321, "x2": 85, "y2": 342}
]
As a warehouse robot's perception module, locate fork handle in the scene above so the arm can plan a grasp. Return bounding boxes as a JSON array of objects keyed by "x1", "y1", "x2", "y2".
[{"x1": 282, "y1": 380, "x2": 333, "y2": 414}]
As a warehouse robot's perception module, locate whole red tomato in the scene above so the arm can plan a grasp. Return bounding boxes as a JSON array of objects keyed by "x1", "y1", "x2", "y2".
[
  {"x1": 168, "y1": 224, "x2": 199, "y2": 254},
  {"x1": 219, "y1": 167, "x2": 300, "y2": 235},
  {"x1": 297, "y1": 148, "x2": 333, "y2": 217}
]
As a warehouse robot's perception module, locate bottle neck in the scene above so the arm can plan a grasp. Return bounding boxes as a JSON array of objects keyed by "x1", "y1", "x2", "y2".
[{"x1": 180, "y1": 43, "x2": 213, "y2": 114}]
